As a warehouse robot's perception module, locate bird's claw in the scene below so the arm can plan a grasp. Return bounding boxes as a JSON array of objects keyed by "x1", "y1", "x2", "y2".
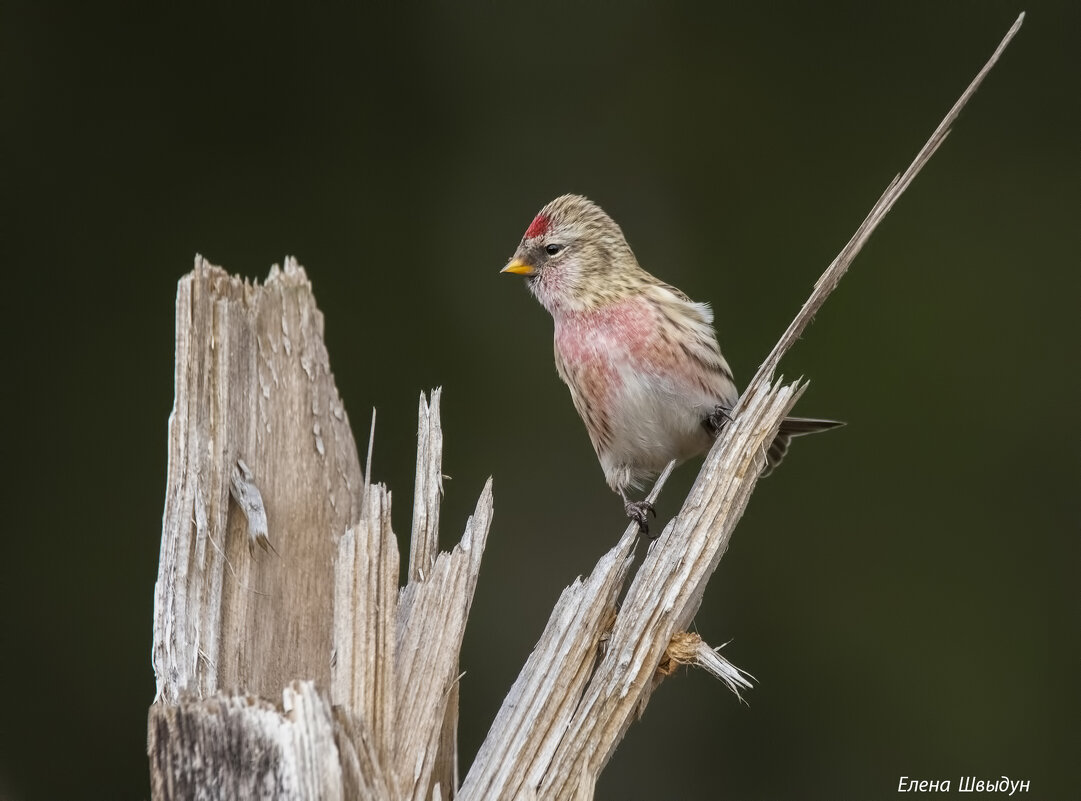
[
  {"x1": 703, "y1": 405, "x2": 734, "y2": 436},
  {"x1": 624, "y1": 500, "x2": 657, "y2": 538}
]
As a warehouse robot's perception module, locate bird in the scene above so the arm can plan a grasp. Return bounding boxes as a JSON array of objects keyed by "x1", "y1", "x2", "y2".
[{"x1": 501, "y1": 194, "x2": 843, "y2": 536}]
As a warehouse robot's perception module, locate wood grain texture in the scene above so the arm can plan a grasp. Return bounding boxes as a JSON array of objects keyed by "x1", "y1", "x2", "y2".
[
  {"x1": 150, "y1": 260, "x2": 493, "y2": 800},
  {"x1": 152, "y1": 256, "x2": 364, "y2": 706},
  {"x1": 148, "y1": 681, "x2": 343, "y2": 801}
]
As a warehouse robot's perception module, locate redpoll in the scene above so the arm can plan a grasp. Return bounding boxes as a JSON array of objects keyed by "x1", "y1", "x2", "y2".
[{"x1": 502, "y1": 194, "x2": 843, "y2": 535}]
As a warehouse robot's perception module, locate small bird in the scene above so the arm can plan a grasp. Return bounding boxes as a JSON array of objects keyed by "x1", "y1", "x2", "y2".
[{"x1": 501, "y1": 194, "x2": 843, "y2": 536}]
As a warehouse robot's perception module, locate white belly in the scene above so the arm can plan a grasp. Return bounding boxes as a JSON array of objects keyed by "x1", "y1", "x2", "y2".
[{"x1": 599, "y1": 366, "x2": 717, "y2": 491}]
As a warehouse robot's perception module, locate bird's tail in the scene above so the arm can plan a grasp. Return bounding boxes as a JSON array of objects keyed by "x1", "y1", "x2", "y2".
[{"x1": 765, "y1": 417, "x2": 845, "y2": 475}]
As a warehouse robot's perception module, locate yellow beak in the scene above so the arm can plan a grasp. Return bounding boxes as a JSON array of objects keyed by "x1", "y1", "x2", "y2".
[{"x1": 501, "y1": 258, "x2": 537, "y2": 276}]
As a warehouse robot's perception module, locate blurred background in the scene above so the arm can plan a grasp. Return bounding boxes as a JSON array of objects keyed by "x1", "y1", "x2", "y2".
[{"x1": 3, "y1": 2, "x2": 1077, "y2": 799}]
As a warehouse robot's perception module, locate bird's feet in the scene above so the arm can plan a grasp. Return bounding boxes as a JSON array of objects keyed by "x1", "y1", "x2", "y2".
[
  {"x1": 703, "y1": 404, "x2": 734, "y2": 437},
  {"x1": 624, "y1": 499, "x2": 657, "y2": 538}
]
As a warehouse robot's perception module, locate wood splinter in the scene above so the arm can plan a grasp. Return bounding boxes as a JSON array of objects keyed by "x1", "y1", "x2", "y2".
[
  {"x1": 229, "y1": 457, "x2": 272, "y2": 555},
  {"x1": 654, "y1": 631, "x2": 754, "y2": 704}
]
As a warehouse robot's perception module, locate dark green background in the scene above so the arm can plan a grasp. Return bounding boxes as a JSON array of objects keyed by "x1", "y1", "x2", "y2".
[{"x1": 4, "y1": 2, "x2": 1077, "y2": 799}]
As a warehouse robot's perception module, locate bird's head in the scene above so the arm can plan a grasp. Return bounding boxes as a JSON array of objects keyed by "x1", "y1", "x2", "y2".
[{"x1": 501, "y1": 194, "x2": 641, "y2": 316}]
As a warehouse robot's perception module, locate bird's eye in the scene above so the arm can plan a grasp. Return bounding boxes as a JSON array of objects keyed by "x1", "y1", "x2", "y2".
[{"x1": 545, "y1": 243, "x2": 564, "y2": 256}]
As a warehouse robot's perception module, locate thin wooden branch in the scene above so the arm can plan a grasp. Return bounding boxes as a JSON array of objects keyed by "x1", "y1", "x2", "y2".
[
  {"x1": 751, "y1": 11, "x2": 1026, "y2": 391},
  {"x1": 460, "y1": 14, "x2": 1024, "y2": 799}
]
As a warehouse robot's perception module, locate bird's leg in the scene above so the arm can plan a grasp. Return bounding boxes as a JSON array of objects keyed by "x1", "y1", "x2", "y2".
[
  {"x1": 703, "y1": 404, "x2": 734, "y2": 437},
  {"x1": 620, "y1": 488, "x2": 657, "y2": 537}
]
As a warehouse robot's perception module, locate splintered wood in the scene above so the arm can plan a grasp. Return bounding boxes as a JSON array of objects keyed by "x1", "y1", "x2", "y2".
[
  {"x1": 149, "y1": 260, "x2": 492, "y2": 801},
  {"x1": 152, "y1": 256, "x2": 363, "y2": 705},
  {"x1": 149, "y1": 16, "x2": 1023, "y2": 797}
]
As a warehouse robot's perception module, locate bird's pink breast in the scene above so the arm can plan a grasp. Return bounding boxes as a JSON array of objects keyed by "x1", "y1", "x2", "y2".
[
  {"x1": 555, "y1": 299, "x2": 660, "y2": 393},
  {"x1": 556, "y1": 295, "x2": 716, "y2": 400}
]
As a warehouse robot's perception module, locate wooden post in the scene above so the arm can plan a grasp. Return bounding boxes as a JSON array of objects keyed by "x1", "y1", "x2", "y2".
[{"x1": 148, "y1": 16, "x2": 1022, "y2": 800}]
